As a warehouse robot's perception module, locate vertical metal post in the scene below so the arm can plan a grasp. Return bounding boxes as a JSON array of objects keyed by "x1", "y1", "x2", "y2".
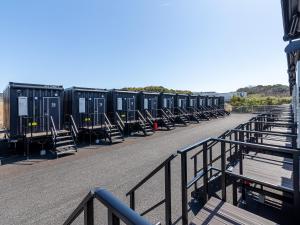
[
  {"x1": 193, "y1": 155, "x2": 198, "y2": 191},
  {"x1": 293, "y1": 152, "x2": 300, "y2": 215},
  {"x1": 84, "y1": 198, "x2": 94, "y2": 225},
  {"x1": 246, "y1": 124, "x2": 250, "y2": 140},
  {"x1": 292, "y1": 135, "x2": 297, "y2": 149},
  {"x1": 234, "y1": 131, "x2": 238, "y2": 159},
  {"x1": 165, "y1": 161, "x2": 172, "y2": 225},
  {"x1": 232, "y1": 178, "x2": 237, "y2": 206},
  {"x1": 203, "y1": 142, "x2": 208, "y2": 203},
  {"x1": 129, "y1": 192, "x2": 135, "y2": 210},
  {"x1": 180, "y1": 152, "x2": 188, "y2": 225},
  {"x1": 221, "y1": 141, "x2": 226, "y2": 202},
  {"x1": 108, "y1": 209, "x2": 120, "y2": 225},
  {"x1": 209, "y1": 147, "x2": 213, "y2": 177},
  {"x1": 229, "y1": 133, "x2": 232, "y2": 160}
]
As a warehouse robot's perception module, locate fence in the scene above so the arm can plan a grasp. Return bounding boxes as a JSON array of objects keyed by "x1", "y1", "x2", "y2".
[{"x1": 232, "y1": 104, "x2": 290, "y2": 113}]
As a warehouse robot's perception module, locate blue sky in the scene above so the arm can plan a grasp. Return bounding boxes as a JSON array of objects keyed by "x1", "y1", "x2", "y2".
[{"x1": 0, "y1": 0, "x2": 287, "y2": 92}]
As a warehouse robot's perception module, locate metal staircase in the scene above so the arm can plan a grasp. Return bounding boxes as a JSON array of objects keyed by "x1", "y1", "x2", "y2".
[
  {"x1": 104, "y1": 113, "x2": 124, "y2": 144},
  {"x1": 137, "y1": 110, "x2": 154, "y2": 136},
  {"x1": 158, "y1": 109, "x2": 175, "y2": 130},
  {"x1": 188, "y1": 108, "x2": 203, "y2": 122},
  {"x1": 174, "y1": 108, "x2": 190, "y2": 126},
  {"x1": 50, "y1": 115, "x2": 78, "y2": 157}
]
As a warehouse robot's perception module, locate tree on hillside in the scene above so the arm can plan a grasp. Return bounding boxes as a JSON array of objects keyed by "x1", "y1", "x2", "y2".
[
  {"x1": 122, "y1": 86, "x2": 192, "y2": 94},
  {"x1": 237, "y1": 84, "x2": 289, "y2": 97}
]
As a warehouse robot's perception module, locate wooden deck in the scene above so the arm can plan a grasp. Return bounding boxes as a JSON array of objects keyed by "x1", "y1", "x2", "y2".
[
  {"x1": 80, "y1": 125, "x2": 106, "y2": 130},
  {"x1": 232, "y1": 152, "x2": 295, "y2": 190},
  {"x1": 25, "y1": 130, "x2": 69, "y2": 138},
  {"x1": 190, "y1": 197, "x2": 276, "y2": 225}
]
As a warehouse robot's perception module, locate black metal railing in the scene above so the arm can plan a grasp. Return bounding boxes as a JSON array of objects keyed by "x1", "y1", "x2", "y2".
[
  {"x1": 177, "y1": 135, "x2": 300, "y2": 225},
  {"x1": 64, "y1": 188, "x2": 153, "y2": 225},
  {"x1": 20, "y1": 115, "x2": 52, "y2": 137},
  {"x1": 126, "y1": 154, "x2": 177, "y2": 225}
]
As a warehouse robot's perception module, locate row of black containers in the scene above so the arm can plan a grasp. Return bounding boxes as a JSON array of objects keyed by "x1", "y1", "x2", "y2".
[{"x1": 2, "y1": 82, "x2": 226, "y2": 156}]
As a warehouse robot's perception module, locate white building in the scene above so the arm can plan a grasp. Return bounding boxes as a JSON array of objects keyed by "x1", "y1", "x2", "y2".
[{"x1": 194, "y1": 92, "x2": 247, "y2": 102}]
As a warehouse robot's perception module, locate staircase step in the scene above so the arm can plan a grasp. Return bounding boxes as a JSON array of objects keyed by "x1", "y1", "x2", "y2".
[
  {"x1": 56, "y1": 139, "x2": 74, "y2": 145},
  {"x1": 56, "y1": 144, "x2": 76, "y2": 151},
  {"x1": 111, "y1": 136, "x2": 124, "y2": 140},
  {"x1": 56, "y1": 135, "x2": 73, "y2": 140}
]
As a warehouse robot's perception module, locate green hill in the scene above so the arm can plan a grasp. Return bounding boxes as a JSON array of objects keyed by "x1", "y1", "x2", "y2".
[
  {"x1": 237, "y1": 84, "x2": 289, "y2": 97},
  {"x1": 121, "y1": 86, "x2": 192, "y2": 95}
]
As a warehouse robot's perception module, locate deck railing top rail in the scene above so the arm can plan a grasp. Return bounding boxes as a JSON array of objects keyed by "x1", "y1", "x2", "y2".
[{"x1": 64, "y1": 188, "x2": 152, "y2": 225}]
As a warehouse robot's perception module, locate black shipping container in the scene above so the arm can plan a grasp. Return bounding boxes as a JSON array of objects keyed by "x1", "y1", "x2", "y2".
[
  {"x1": 158, "y1": 93, "x2": 175, "y2": 113},
  {"x1": 108, "y1": 90, "x2": 138, "y2": 123},
  {"x1": 3, "y1": 82, "x2": 64, "y2": 137},
  {"x1": 175, "y1": 94, "x2": 189, "y2": 110},
  {"x1": 213, "y1": 96, "x2": 219, "y2": 107},
  {"x1": 219, "y1": 96, "x2": 225, "y2": 108},
  {"x1": 64, "y1": 87, "x2": 108, "y2": 129},
  {"x1": 138, "y1": 92, "x2": 159, "y2": 118},
  {"x1": 207, "y1": 96, "x2": 214, "y2": 107},
  {"x1": 198, "y1": 95, "x2": 207, "y2": 108},
  {"x1": 188, "y1": 95, "x2": 198, "y2": 109}
]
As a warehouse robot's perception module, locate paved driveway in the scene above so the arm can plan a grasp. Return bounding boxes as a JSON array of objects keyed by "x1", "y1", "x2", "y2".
[{"x1": 0, "y1": 113, "x2": 253, "y2": 225}]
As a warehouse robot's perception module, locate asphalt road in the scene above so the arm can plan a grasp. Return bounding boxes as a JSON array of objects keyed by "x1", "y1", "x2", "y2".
[{"x1": 0, "y1": 113, "x2": 253, "y2": 225}]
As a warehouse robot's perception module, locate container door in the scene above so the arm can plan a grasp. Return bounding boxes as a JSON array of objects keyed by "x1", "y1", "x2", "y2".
[
  {"x1": 43, "y1": 97, "x2": 60, "y2": 131},
  {"x1": 127, "y1": 98, "x2": 135, "y2": 121},
  {"x1": 166, "y1": 98, "x2": 171, "y2": 109},
  {"x1": 151, "y1": 98, "x2": 158, "y2": 118},
  {"x1": 182, "y1": 99, "x2": 187, "y2": 109},
  {"x1": 94, "y1": 98, "x2": 105, "y2": 126}
]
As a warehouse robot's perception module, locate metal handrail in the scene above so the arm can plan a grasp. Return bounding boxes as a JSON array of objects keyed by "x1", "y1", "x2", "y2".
[
  {"x1": 115, "y1": 112, "x2": 125, "y2": 128},
  {"x1": 145, "y1": 110, "x2": 154, "y2": 121},
  {"x1": 177, "y1": 112, "x2": 299, "y2": 225},
  {"x1": 104, "y1": 113, "x2": 113, "y2": 128},
  {"x1": 126, "y1": 154, "x2": 177, "y2": 225},
  {"x1": 50, "y1": 116, "x2": 58, "y2": 136},
  {"x1": 127, "y1": 154, "x2": 177, "y2": 195},
  {"x1": 137, "y1": 110, "x2": 147, "y2": 123},
  {"x1": 64, "y1": 188, "x2": 152, "y2": 225}
]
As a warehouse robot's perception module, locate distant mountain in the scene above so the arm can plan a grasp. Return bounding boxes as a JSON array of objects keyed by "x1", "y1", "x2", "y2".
[{"x1": 237, "y1": 84, "x2": 290, "y2": 97}]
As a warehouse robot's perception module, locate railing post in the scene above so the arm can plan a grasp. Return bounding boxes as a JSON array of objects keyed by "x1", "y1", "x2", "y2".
[
  {"x1": 292, "y1": 135, "x2": 297, "y2": 149},
  {"x1": 108, "y1": 209, "x2": 120, "y2": 225},
  {"x1": 209, "y1": 147, "x2": 213, "y2": 177},
  {"x1": 293, "y1": 152, "x2": 300, "y2": 217},
  {"x1": 232, "y1": 178, "x2": 238, "y2": 206},
  {"x1": 84, "y1": 198, "x2": 94, "y2": 225},
  {"x1": 165, "y1": 160, "x2": 172, "y2": 225},
  {"x1": 193, "y1": 155, "x2": 198, "y2": 191},
  {"x1": 234, "y1": 131, "x2": 238, "y2": 159},
  {"x1": 203, "y1": 142, "x2": 208, "y2": 203},
  {"x1": 221, "y1": 141, "x2": 226, "y2": 202},
  {"x1": 129, "y1": 192, "x2": 135, "y2": 210},
  {"x1": 180, "y1": 152, "x2": 188, "y2": 225}
]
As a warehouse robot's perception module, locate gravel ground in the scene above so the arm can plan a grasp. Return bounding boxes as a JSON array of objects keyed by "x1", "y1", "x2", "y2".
[{"x1": 0, "y1": 113, "x2": 253, "y2": 225}]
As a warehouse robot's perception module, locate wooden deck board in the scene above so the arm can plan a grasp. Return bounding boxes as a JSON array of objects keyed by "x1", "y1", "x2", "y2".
[
  {"x1": 190, "y1": 197, "x2": 277, "y2": 225},
  {"x1": 25, "y1": 130, "x2": 69, "y2": 138},
  {"x1": 232, "y1": 153, "x2": 294, "y2": 190}
]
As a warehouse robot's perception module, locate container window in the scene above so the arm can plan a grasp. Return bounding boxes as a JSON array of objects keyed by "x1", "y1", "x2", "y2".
[
  {"x1": 144, "y1": 99, "x2": 148, "y2": 109},
  {"x1": 117, "y1": 98, "x2": 123, "y2": 110},
  {"x1": 18, "y1": 97, "x2": 28, "y2": 116},
  {"x1": 79, "y1": 98, "x2": 86, "y2": 113},
  {"x1": 163, "y1": 98, "x2": 167, "y2": 107}
]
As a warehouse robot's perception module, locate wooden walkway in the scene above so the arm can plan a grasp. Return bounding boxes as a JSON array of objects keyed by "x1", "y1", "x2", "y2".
[
  {"x1": 190, "y1": 197, "x2": 276, "y2": 225},
  {"x1": 232, "y1": 152, "x2": 294, "y2": 190}
]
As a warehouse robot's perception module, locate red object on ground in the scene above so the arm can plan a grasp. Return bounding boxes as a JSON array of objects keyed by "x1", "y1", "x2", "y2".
[{"x1": 153, "y1": 121, "x2": 158, "y2": 131}]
